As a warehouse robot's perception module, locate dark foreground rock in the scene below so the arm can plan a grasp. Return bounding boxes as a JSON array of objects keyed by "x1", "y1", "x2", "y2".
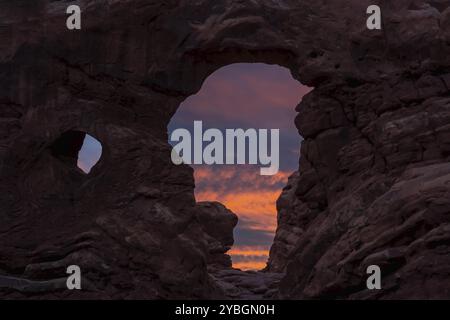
[
  {"x1": 210, "y1": 267, "x2": 284, "y2": 300},
  {"x1": 196, "y1": 202, "x2": 238, "y2": 268},
  {"x1": 0, "y1": 0, "x2": 449, "y2": 299}
]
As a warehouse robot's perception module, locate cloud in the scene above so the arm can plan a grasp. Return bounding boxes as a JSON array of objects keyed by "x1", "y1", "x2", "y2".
[
  {"x1": 194, "y1": 166, "x2": 290, "y2": 194},
  {"x1": 194, "y1": 165, "x2": 286, "y2": 268},
  {"x1": 234, "y1": 221, "x2": 275, "y2": 247},
  {"x1": 175, "y1": 63, "x2": 312, "y2": 129},
  {"x1": 194, "y1": 166, "x2": 290, "y2": 233},
  {"x1": 229, "y1": 247, "x2": 271, "y2": 271},
  {"x1": 232, "y1": 261, "x2": 268, "y2": 271}
]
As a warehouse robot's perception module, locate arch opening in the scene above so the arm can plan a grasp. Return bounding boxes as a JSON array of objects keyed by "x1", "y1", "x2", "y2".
[
  {"x1": 169, "y1": 63, "x2": 312, "y2": 271},
  {"x1": 50, "y1": 130, "x2": 103, "y2": 174},
  {"x1": 77, "y1": 134, "x2": 102, "y2": 174}
]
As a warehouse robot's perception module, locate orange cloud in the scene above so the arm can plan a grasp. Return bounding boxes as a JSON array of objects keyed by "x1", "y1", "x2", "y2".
[
  {"x1": 193, "y1": 166, "x2": 292, "y2": 269},
  {"x1": 218, "y1": 191, "x2": 278, "y2": 231},
  {"x1": 196, "y1": 190, "x2": 278, "y2": 231},
  {"x1": 194, "y1": 166, "x2": 291, "y2": 192},
  {"x1": 229, "y1": 247, "x2": 270, "y2": 271},
  {"x1": 228, "y1": 247, "x2": 270, "y2": 257},
  {"x1": 233, "y1": 261, "x2": 267, "y2": 271},
  {"x1": 195, "y1": 167, "x2": 290, "y2": 232}
]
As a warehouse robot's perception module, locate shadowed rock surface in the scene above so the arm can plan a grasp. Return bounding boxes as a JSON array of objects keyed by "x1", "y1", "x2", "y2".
[
  {"x1": 267, "y1": 172, "x2": 303, "y2": 273},
  {"x1": 210, "y1": 268, "x2": 284, "y2": 300},
  {"x1": 0, "y1": 0, "x2": 449, "y2": 299},
  {"x1": 196, "y1": 202, "x2": 238, "y2": 269}
]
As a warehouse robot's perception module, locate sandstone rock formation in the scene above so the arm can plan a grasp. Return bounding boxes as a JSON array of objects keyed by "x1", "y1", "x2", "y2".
[
  {"x1": 0, "y1": 0, "x2": 449, "y2": 299},
  {"x1": 267, "y1": 172, "x2": 304, "y2": 273},
  {"x1": 211, "y1": 269, "x2": 284, "y2": 300},
  {"x1": 196, "y1": 202, "x2": 238, "y2": 269}
]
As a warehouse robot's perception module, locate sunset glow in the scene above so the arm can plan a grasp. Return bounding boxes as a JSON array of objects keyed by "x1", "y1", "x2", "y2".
[
  {"x1": 228, "y1": 247, "x2": 271, "y2": 270},
  {"x1": 194, "y1": 166, "x2": 290, "y2": 270},
  {"x1": 195, "y1": 167, "x2": 290, "y2": 233}
]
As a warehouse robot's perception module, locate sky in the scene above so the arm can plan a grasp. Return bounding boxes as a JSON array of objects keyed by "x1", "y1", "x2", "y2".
[
  {"x1": 77, "y1": 63, "x2": 311, "y2": 270},
  {"x1": 78, "y1": 134, "x2": 102, "y2": 174},
  {"x1": 168, "y1": 63, "x2": 311, "y2": 270}
]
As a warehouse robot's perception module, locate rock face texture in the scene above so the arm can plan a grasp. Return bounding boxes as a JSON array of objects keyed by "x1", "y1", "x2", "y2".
[
  {"x1": 196, "y1": 202, "x2": 238, "y2": 268},
  {"x1": 0, "y1": 0, "x2": 450, "y2": 299},
  {"x1": 211, "y1": 269, "x2": 283, "y2": 300},
  {"x1": 267, "y1": 172, "x2": 304, "y2": 273}
]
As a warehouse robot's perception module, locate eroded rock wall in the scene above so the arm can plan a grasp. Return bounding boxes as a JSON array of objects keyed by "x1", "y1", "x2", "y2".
[{"x1": 0, "y1": 0, "x2": 449, "y2": 299}]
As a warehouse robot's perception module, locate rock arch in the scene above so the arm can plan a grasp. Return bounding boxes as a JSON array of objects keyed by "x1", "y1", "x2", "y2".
[{"x1": 0, "y1": 0, "x2": 449, "y2": 299}]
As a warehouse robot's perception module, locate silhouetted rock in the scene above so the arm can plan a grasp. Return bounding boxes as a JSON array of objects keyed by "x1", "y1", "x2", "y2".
[
  {"x1": 267, "y1": 172, "x2": 304, "y2": 273},
  {"x1": 196, "y1": 202, "x2": 238, "y2": 268},
  {"x1": 0, "y1": 0, "x2": 449, "y2": 299}
]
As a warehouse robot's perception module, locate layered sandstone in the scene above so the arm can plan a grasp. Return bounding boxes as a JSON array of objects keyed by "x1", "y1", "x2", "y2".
[{"x1": 0, "y1": 0, "x2": 449, "y2": 299}]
